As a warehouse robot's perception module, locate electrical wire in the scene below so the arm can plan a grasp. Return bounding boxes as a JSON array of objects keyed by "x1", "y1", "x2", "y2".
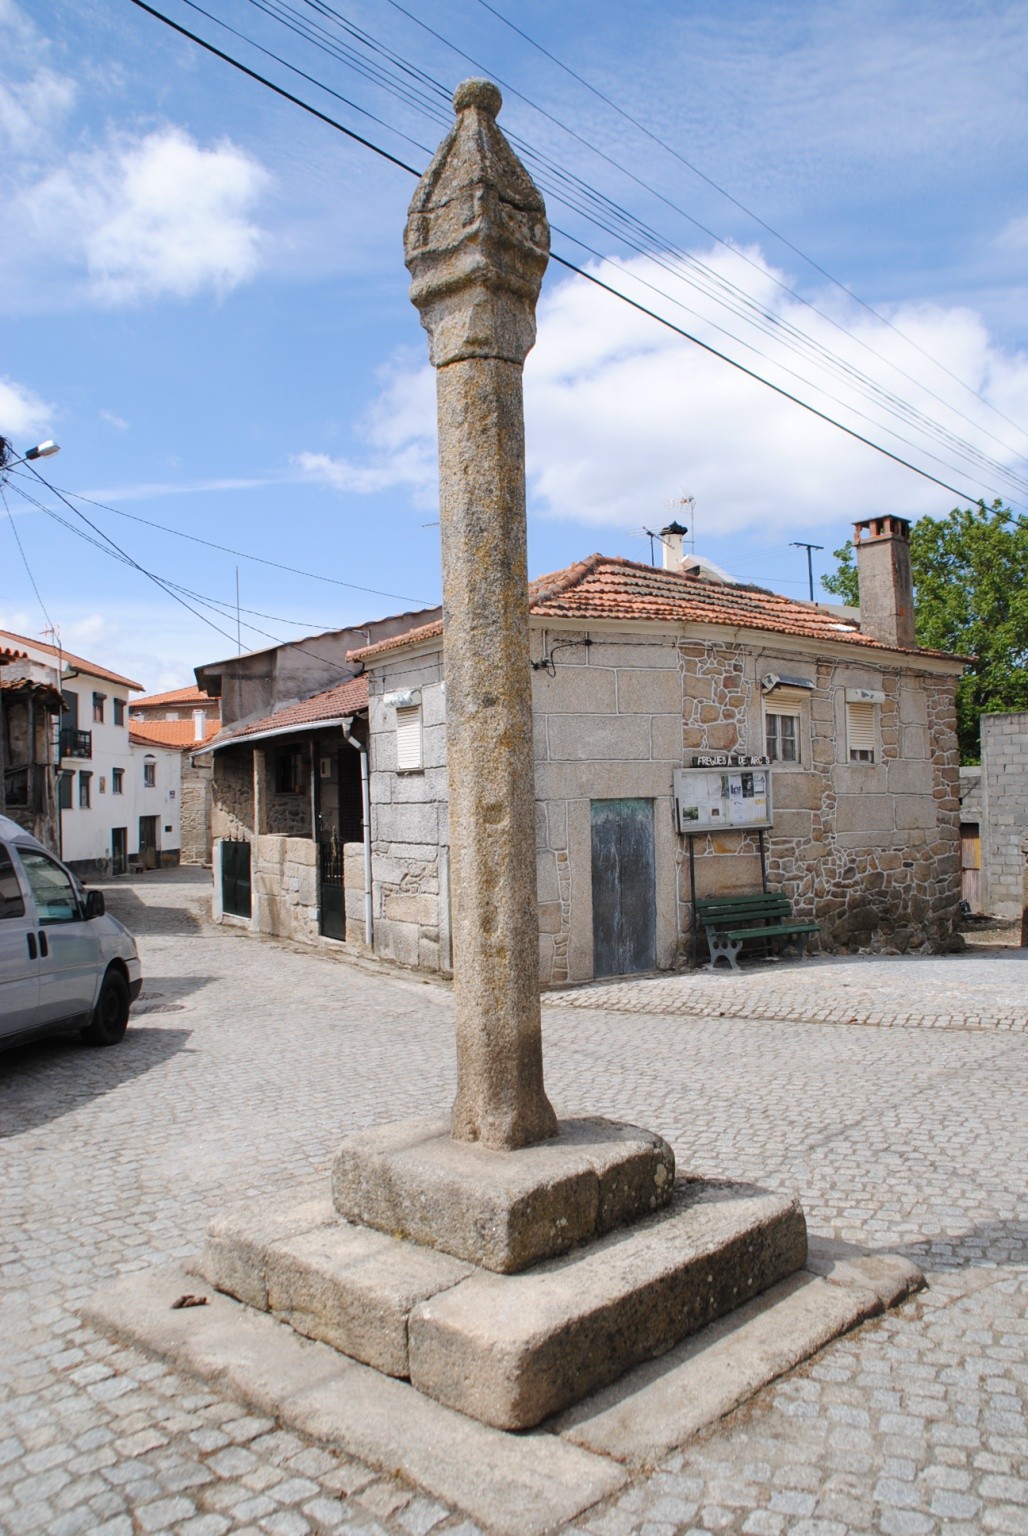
[
  {"x1": 471, "y1": 0, "x2": 1028, "y2": 449},
  {"x1": 1, "y1": 483, "x2": 57, "y2": 636},
  {"x1": 270, "y1": 0, "x2": 1028, "y2": 496},
  {"x1": 374, "y1": 0, "x2": 1028, "y2": 460},
  {"x1": 126, "y1": 0, "x2": 1028, "y2": 525},
  {"x1": 14, "y1": 474, "x2": 431, "y2": 607},
  {"x1": 10, "y1": 471, "x2": 390, "y2": 675},
  {"x1": 146, "y1": 0, "x2": 1028, "y2": 502}
]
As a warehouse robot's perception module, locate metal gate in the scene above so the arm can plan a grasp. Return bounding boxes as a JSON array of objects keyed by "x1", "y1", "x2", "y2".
[
  {"x1": 591, "y1": 798, "x2": 656, "y2": 978},
  {"x1": 221, "y1": 838, "x2": 251, "y2": 919},
  {"x1": 319, "y1": 839, "x2": 345, "y2": 940}
]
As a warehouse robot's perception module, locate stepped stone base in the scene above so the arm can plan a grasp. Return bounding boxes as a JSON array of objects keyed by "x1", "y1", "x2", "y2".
[
  {"x1": 199, "y1": 1170, "x2": 806, "y2": 1430},
  {"x1": 331, "y1": 1116, "x2": 676, "y2": 1273}
]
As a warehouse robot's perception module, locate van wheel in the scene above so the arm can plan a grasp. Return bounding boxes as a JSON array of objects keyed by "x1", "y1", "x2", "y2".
[{"x1": 81, "y1": 969, "x2": 130, "y2": 1046}]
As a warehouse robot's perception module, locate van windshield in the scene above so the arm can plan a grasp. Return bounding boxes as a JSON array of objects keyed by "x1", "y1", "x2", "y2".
[{"x1": 18, "y1": 849, "x2": 81, "y2": 924}]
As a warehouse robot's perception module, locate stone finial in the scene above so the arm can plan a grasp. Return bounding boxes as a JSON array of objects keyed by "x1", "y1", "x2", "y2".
[{"x1": 404, "y1": 79, "x2": 550, "y2": 368}]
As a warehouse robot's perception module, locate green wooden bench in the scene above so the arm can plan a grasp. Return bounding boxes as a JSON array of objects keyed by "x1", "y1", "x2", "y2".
[{"x1": 696, "y1": 893, "x2": 820, "y2": 972}]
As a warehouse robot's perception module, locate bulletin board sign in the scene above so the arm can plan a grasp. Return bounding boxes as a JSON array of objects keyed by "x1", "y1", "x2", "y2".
[{"x1": 672, "y1": 766, "x2": 773, "y2": 835}]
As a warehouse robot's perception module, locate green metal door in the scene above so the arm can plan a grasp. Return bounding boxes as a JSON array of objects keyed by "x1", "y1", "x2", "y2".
[{"x1": 591, "y1": 798, "x2": 656, "y2": 978}]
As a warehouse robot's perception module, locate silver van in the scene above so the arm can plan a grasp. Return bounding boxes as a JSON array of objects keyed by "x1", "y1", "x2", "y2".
[{"x1": 0, "y1": 814, "x2": 142, "y2": 1049}]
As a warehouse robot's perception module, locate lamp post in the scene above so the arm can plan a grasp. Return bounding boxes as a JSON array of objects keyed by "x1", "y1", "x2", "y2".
[{"x1": 0, "y1": 438, "x2": 61, "y2": 474}]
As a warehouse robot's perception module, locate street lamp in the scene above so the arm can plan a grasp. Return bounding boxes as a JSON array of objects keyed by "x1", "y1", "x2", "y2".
[{"x1": 0, "y1": 437, "x2": 61, "y2": 472}]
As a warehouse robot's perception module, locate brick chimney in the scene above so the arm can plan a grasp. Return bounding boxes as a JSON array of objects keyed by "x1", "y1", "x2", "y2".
[{"x1": 853, "y1": 515, "x2": 915, "y2": 647}]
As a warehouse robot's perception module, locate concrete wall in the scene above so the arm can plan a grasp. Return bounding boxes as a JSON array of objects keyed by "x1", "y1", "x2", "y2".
[
  {"x1": 367, "y1": 625, "x2": 962, "y2": 983},
  {"x1": 980, "y1": 711, "x2": 1028, "y2": 918}
]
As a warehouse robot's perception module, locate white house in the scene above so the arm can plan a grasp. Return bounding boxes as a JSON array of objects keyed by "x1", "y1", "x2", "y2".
[{"x1": 0, "y1": 627, "x2": 143, "y2": 872}]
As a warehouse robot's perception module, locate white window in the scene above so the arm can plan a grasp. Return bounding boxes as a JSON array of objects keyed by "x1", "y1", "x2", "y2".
[
  {"x1": 846, "y1": 700, "x2": 876, "y2": 763},
  {"x1": 396, "y1": 704, "x2": 423, "y2": 772},
  {"x1": 143, "y1": 759, "x2": 157, "y2": 788},
  {"x1": 765, "y1": 712, "x2": 800, "y2": 763}
]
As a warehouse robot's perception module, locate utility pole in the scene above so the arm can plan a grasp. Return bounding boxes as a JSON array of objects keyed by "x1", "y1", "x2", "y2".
[{"x1": 792, "y1": 541, "x2": 824, "y2": 602}]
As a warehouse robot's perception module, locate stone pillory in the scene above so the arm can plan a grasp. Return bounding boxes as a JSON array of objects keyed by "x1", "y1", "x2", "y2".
[{"x1": 402, "y1": 79, "x2": 556, "y2": 1150}]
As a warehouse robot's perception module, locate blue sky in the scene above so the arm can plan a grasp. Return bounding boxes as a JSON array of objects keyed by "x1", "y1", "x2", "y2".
[{"x1": 2, "y1": 0, "x2": 1026, "y2": 690}]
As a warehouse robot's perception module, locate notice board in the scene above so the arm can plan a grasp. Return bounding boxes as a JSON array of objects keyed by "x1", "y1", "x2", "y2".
[{"x1": 672, "y1": 766, "x2": 773, "y2": 834}]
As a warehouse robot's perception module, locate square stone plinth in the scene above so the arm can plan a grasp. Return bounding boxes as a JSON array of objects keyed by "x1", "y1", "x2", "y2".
[
  {"x1": 331, "y1": 1116, "x2": 675, "y2": 1273},
  {"x1": 408, "y1": 1177, "x2": 807, "y2": 1428},
  {"x1": 198, "y1": 1174, "x2": 805, "y2": 1431}
]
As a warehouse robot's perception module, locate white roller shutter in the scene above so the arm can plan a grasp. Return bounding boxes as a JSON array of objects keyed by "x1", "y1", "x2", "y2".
[
  {"x1": 396, "y1": 704, "x2": 423, "y2": 771},
  {"x1": 846, "y1": 700, "x2": 875, "y2": 759}
]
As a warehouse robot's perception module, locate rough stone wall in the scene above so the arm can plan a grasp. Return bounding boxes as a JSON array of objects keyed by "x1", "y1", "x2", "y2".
[
  {"x1": 980, "y1": 711, "x2": 1028, "y2": 918},
  {"x1": 210, "y1": 748, "x2": 253, "y2": 841},
  {"x1": 251, "y1": 834, "x2": 319, "y2": 944},
  {"x1": 180, "y1": 756, "x2": 212, "y2": 865},
  {"x1": 367, "y1": 656, "x2": 448, "y2": 972},
  {"x1": 366, "y1": 626, "x2": 963, "y2": 981}
]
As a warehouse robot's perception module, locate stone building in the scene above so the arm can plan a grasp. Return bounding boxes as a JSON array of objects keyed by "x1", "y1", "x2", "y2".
[
  {"x1": 200, "y1": 608, "x2": 438, "y2": 949},
  {"x1": 960, "y1": 711, "x2": 1028, "y2": 920},
  {"x1": 129, "y1": 686, "x2": 222, "y2": 865},
  {"x1": 354, "y1": 517, "x2": 965, "y2": 983},
  {"x1": 0, "y1": 643, "x2": 64, "y2": 849}
]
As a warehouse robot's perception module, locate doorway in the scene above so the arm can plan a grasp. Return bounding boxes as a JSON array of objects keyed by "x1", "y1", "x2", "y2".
[
  {"x1": 138, "y1": 815, "x2": 159, "y2": 870},
  {"x1": 591, "y1": 798, "x2": 656, "y2": 978},
  {"x1": 111, "y1": 827, "x2": 127, "y2": 876}
]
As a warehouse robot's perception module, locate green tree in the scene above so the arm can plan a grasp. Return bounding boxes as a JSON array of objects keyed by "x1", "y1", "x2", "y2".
[{"x1": 823, "y1": 501, "x2": 1028, "y2": 763}]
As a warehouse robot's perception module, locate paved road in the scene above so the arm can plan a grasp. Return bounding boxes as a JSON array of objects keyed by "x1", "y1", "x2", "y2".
[{"x1": 1, "y1": 869, "x2": 1025, "y2": 1536}]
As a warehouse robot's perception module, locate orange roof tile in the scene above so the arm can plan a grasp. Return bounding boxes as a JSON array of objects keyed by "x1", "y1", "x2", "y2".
[
  {"x1": 213, "y1": 674, "x2": 369, "y2": 747},
  {"x1": 350, "y1": 554, "x2": 957, "y2": 662},
  {"x1": 0, "y1": 627, "x2": 143, "y2": 690},
  {"x1": 132, "y1": 683, "x2": 214, "y2": 709},
  {"x1": 1, "y1": 645, "x2": 29, "y2": 665},
  {"x1": 129, "y1": 719, "x2": 222, "y2": 750}
]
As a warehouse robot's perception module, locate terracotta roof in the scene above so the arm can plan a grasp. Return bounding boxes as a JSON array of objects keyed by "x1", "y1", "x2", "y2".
[
  {"x1": 0, "y1": 627, "x2": 143, "y2": 690},
  {"x1": 0, "y1": 645, "x2": 29, "y2": 666},
  {"x1": 129, "y1": 719, "x2": 222, "y2": 750},
  {"x1": 132, "y1": 683, "x2": 213, "y2": 709},
  {"x1": 350, "y1": 554, "x2": 956, "y2": 662},
  {"x1": 0, "y1": 677, "x2": 66, "y2": 711},
  {"x1": 213, "y1": 674, "x2": 369, "y2": 747}
]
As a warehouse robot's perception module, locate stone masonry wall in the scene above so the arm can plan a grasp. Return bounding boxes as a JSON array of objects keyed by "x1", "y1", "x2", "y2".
[
  {"x1": 180, "y1": 757, "x2": 212, "y2": 865},
  {"x1": 367, "y1": 655, "x2": 448, "y2": 972},
  {"x1": 367, "y1": 625, "x2": 963, "y2": 983},
  {"x1": 251, "y1": 834, "x2": 319, "y2": 944},
  {"x1": 980, "y1": 711, "x2": 1028, "y2": 918},
  {"x1": 210, "y1": 748, "x2": 253, "y2": 842}
]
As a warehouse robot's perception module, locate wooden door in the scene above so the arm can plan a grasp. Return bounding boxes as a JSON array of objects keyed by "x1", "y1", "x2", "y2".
[{"x1": 591, "y1": 798, "x2": 656, "y2": 978}]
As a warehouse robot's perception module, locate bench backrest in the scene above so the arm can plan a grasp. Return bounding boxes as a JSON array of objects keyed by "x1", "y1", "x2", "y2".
[{"x1": 697, "y1": 893, "x2": 794, "y2": 927}]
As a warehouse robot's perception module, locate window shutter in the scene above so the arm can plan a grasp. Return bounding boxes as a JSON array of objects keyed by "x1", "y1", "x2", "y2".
[
  {"x1": 847, "y1": 701, "x2": 875, "y2": 755},
  {"x1": 396, "y1": 705, "x2": 423, "y2": 771}
]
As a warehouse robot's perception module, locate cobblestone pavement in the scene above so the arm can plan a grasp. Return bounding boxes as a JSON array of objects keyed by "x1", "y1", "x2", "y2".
[{"x1": 1, "y1": 868, "x2": 1025, "y2": 1536}]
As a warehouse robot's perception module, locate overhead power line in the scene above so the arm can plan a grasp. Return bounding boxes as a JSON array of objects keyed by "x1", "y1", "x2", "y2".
[
  {"x1": 126, "y1": 0, "x2": 1028, "y2": 526},
  {"x1": 271, "y1": 0, "x2": 1028, "y2": 498},
  {"x1": 470, "y1": 0, "x2": 1028, "y2": 450}
]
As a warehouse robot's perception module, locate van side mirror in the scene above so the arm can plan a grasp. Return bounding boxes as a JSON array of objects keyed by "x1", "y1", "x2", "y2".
[{"x1": 84, "y1": 889, "x2": 106, "y2": 919}]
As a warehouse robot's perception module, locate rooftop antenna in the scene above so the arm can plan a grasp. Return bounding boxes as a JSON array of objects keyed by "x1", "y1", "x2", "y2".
[
  {"x1": 677, "y1": 495, "x2": 696, "y2": 555},
  {"x1": 791, "y1": 541, "x2": 824, "y2": 602}
]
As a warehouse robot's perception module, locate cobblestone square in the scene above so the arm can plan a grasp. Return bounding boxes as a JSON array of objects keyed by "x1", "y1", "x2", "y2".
[{"x1": 2, "y1": 869, "x2": 1025, "y2": 1535}]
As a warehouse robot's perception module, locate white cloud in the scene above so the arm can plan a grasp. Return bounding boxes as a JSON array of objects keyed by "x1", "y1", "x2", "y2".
[
  {"x1": 298, "y1": 244, "x2": 1028, "y2": 539},
  {"x1": 0, "y1": 376, "x2": 53, "y2": 441},
  {"x1": 99, "y1": 411, "x2": 129, "y2": 431},
  {"x1": 23, "y1": 127, "x2": 270, "y2": 305}
]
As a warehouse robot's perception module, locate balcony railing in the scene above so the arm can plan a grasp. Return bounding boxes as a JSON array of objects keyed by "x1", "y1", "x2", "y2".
[{"x1": 60, "y1": 728, "x2": 92, "y2": 759}]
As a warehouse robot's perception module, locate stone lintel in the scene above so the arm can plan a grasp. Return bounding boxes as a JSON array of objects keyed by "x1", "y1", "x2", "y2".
[
  {"x1": 331, "y1": 1117, "x2": 676, "y2": 1273},
  {"x1": 407, "y1": 1178, "x2": 807, "y2": 1430}
]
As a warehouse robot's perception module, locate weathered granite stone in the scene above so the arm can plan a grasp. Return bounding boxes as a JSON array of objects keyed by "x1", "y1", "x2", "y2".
[
  {"x1": 332, "y1": 1116, "x2": 676, "y2": 1273},
  {"x1": 404, "y1": 79, "x2": 556, "y2": 1149},
  {"x1": 198, "y1": 1191, "x2": 472, "y2": 1377},
  {"x1": 407, "y1": 1178, "x2": 808, "y2": 1429}
]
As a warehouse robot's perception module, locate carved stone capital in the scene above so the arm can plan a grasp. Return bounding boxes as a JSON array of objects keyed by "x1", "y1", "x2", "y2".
[{"x1": 404, "y1": 79, "x2": 550, "y2": 368}]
